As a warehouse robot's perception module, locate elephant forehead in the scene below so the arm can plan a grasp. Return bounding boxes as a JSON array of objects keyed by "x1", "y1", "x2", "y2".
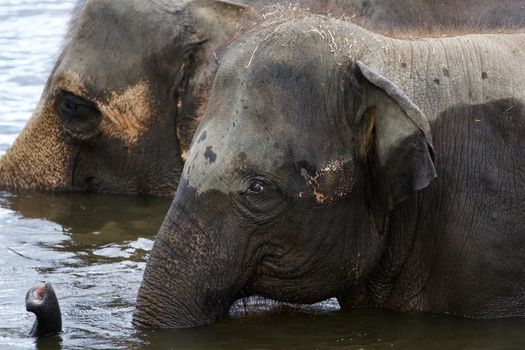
[
  {"x1": 60, "y1": 0, "x2": 184, "y2": 91},
  {"x1": 183, "y1": 124, "x2": 287, "y2": 195}
]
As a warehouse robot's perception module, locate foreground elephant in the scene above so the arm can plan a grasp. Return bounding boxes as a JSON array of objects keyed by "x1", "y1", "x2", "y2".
[
  {"x1": 134, "y1": 13, "x2": 525, "y2": 327},
  {"x1": 1, "y1": 0, "x2": 524, "y2": 196}
]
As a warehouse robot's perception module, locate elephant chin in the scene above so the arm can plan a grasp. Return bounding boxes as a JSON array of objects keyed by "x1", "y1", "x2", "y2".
[{"x1": 133, "y1": 275, "x2": 231, "y2": 329}]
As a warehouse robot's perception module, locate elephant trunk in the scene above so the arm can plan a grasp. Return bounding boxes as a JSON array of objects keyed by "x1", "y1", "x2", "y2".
[
  {"x1": 0, "y1": 94, "x2": 75, "y2": 191},
  {"x1": 134, "y1": 198, "x2": 246, "y2": 328}
]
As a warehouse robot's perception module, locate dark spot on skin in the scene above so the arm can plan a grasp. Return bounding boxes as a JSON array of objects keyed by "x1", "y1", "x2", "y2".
[
  {"x1": 197, "y1": 131, "x2": 207, "y2": 143},
  {"x1": 442, "y1": 67, "x2": 450, "y2": 77},
  {"x1": 273, "y1": 142, "x2": 279, "y2": 149},
  {"x1": 298, "y1": 160, "x2": 317, "y2": 177},
  {"x1": 243, "y1": 106, "x2": 248, "y2": 110},
  {"x1": 434, "y1": 78, "x2": 440, "y2": 85},
  {"x1": 401, "y1": 62, "x2": 407, "y2": 68},
  {"x1": 482, "y1": 72, "x2": 488, "y2": 79},
  {"x1": 204, "y1": 146, "x2": 217, "y2": 164}
]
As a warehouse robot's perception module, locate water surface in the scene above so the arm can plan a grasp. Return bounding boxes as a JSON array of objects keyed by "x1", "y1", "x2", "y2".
[{"x1": 1, "y1": 1, "x2": 525, "y2": 349}]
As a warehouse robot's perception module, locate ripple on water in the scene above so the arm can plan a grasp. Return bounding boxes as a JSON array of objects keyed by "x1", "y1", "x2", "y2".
[
  {"x1": 0, "y1": 0, "x2": 76, "y2": 155},
  {"x1": 0, "y1": 190, "x2": 169, "y2": 349}
]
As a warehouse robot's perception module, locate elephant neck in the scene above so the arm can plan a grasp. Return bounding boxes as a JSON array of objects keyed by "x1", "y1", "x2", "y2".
[{"x1": 338, "y1": 191, "x2": 429, "y2": 310}]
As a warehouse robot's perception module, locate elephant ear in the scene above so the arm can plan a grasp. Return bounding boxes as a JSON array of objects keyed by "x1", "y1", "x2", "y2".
[
  {"x1": 185, "y1": 0, "x2": 259, "y2": 42},
  {"x1": 176, "y1": 0, "x2": 258, "y2": 159},
  {"x1": 349, "y1": 61, "x2": 437, "y2": 214}
]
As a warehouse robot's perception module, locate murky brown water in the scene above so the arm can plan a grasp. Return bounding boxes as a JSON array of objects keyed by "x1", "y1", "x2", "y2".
[
  {"x1": 0, "y1": 192, "x2": 524, "y2": 350},
  {"x1": 1, "y1": 192, "x2": 525, "y2": 350},
  {"x1": 1, "y1": 1, "x2": 525, "y2": 349}
]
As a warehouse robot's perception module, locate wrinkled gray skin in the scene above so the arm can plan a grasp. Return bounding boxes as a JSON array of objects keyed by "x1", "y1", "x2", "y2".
[
  {"x1": 251, "y1": 0, "x2": 525, "y2": 30},
  {"x1": 26, "y1": 282, "x2": 62, "y2": 337},
  {"x1": 135, "y1": 15, "x2": 525, "y2": 328},
  {"x1": 0, "y1": 0, "x2": 258, "y2": 195},
  {"x1": 1, "y1": 0, "x2": 524, "y2": 196},
  {"x1": 340, "y1": 0, "x2": 525, "y2": 30}
]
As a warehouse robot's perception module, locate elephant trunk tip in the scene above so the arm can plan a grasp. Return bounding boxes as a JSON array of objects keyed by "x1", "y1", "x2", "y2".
[{"x1": 26, "y1": 282, "x2": 62, "y2": 337}]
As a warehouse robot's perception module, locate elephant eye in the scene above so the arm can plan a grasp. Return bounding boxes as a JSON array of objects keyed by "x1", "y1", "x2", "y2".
[
  {"x1": 246, "y1": 181, "x2": 265, "y2": 194},
  {"x1": 56, "y1": 90, "x2": 102, "y2": 139},
  {"x1": 63, "y1": 99, "x2": 78, "y2": 113}
]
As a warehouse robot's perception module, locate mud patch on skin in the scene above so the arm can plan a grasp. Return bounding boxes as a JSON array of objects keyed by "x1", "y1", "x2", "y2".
[
  {"x1": 53, "y1": 70, "x2": 88, "y2": 97},
  {"x1": 299, "y1": 158, "x2": 355, "y2": 204},
  {"x1": 97, "y1": 81, "x2": 153, "y2": 144},
  {"x1": 55, "y1": 73, "x2": 153, "y2": 144},
  {"x1": 181, "y1": 150, "x2": 189, "y2": 162}
]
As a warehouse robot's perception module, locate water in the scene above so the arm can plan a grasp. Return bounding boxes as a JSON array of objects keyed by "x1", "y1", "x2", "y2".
[{"x1": 1, "y1": 1, "x2": 525, "y2": 349}]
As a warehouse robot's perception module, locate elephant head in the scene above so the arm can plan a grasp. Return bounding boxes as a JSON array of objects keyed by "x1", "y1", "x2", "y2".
[
  {"x1": 0, "y1": 0, "x2": 256, "y2": 195},
  {"x1": 134, "y1": 19, "x2": 436, "y2": 328}
]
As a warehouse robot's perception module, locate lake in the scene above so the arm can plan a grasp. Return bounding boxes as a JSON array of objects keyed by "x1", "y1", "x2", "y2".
[{"x1": 0, "y1": 1, "x2": 524, "y2": 349}]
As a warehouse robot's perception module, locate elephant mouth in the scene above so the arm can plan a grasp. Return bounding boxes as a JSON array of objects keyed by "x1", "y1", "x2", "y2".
[{"x1": 70, "y1": 148, "x2": 101, "y2": 192}]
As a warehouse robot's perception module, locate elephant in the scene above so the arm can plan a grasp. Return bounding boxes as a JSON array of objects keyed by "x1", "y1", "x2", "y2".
[
  {"x1": 336, "y1": 0, "x2": 525, "y2": 30},
  {"x1": 26, "y1": 282, "x2": 62, "y2": 337},
  {"x1": 1, "y1": 0, "x2": 524, "y2": 196},
  {"x1": 0, "y1": 0, "x2": 259, "y2": 195},
  {"x1": 133, "y1": 12, "x2": 525, "y2": 328}
]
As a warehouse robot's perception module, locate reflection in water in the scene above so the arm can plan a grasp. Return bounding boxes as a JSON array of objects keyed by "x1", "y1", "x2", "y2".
[
  {"x1": 137, "y1": 309, "x2": 525, "y2": 350},
  {"x1": 1, "y1": 191, "x2": 169, "y2": 263}
]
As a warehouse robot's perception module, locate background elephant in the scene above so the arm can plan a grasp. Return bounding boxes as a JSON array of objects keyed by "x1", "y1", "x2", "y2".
[
  {"x1": 326, "y1": 0, "x2": 525, "y2": 30},
  {"x1": 0, "y1": 0, "x2": 258, "y2": 195},
  {"x1": 134, "y1": 13, "x2": 525, "y2": 328},
  {"x1": 1, "y1": 0, "x2": 524, "y2": 196}
]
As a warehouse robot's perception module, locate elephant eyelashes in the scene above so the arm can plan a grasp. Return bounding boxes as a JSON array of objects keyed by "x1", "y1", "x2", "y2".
[
  {"x1": 63, "y1": 99, "x2": 77, "y2": 113},
  {"x1": 246, "y1": 181, "x2": 265, "y2": 194},
  {"x1": 56, "y1": 91, "x2": 102, "y2": 139}
]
